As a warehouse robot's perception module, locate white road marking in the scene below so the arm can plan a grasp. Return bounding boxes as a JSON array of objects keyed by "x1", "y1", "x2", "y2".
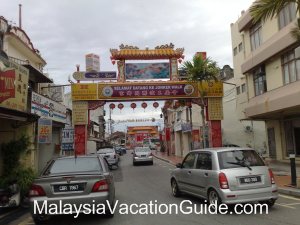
[
  {"x1": 17, "y1": 216, "x2": 32, "y2": 225},
  {"x1": 283, "y1": 202, "x2": 300, "y2": 206},
  {"x1": 0, "y1": 209, "x2": 17, "y2": 219},
  {"x1": 279, "y1": 194, "x2": 300, "y2": 201},
  {"x1": 275, "y1": 203, "x2": 296, "y2": 209}
]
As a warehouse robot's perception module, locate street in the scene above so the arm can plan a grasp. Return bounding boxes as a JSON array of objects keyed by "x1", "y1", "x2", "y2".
[{"x1": 2, "y1": 152, "x2": 300, "y2": 225}]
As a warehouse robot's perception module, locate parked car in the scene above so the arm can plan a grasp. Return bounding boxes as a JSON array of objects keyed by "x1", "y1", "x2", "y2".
[
  {"x1": 223, "y1": 144, "x2": 240, "y2": 147},
  {"x1": 0, "y1": 180, "x2": 20, "y2": 208},
  {"x1": 120, "y1": 146, "x2": 127, "y2": 154},
  {"x1": 97, "y1": 148, "x2": 119, "y2": 168},
  {"x1": 133, "y1": 147, "x2": 153, "y2": 166},
  {"x1": 170, "y1": 147, "x2": 278, "y2": 207},
  {"x1": 28, "y1": 155, "x2": 115, "y2": 224},
  {"x1": 114, "y1": 146, "x2": 123, "y2": 156}
]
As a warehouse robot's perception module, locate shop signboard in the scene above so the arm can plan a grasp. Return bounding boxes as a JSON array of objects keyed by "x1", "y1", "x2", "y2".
[
  {"x1": 73, "y1": 71, "x2": 117, "y2": 81},
  {"x1": 0, "y1": 55, "x2": 29, "y2": 112},
  {"x1": 61, "y1": 127, "x2": 74, "y2": 151},
  {"x1": 31, "y1": 91, "x2": 67, "y2": 123},
  {"x1": 38, "y1": 118, "x2": 52, "y2": 144},
  {"x1": 72, "y1": 101, "x2": 88, "y2": 125},
  {"x1": 98, "y1": 81, "x2": 199, "y2": 100},
  {"x1": 86, "y1": 53, "x2": 100, "y2": 72}
]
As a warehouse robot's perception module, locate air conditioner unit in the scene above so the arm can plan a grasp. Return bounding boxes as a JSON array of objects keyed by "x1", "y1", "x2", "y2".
[{"x1": 244, "y1": 125, "x2": 253, "y2": 132}]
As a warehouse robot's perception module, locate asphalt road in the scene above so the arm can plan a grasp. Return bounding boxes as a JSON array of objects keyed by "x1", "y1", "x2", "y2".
[{"x1": 3, "y1": 151, "x2": 300, "y2": 225}]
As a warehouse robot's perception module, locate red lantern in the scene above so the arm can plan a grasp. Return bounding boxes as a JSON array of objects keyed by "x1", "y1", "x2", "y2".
[
  {"x1": 141, "y1": 102, "x2": 148, "y2": 111},
  {"x1": 109, "y1": 103, "x2": 115, "y2": 110},
  {"x1": 130, "y1": 103, "x2": 137, "y2": 111},
  {"x1": 153, "y1": 102, "x2": 159, "y2": 109},
  {"x1": 118, "y1": 103, "x2": 124, "y2": 111}
]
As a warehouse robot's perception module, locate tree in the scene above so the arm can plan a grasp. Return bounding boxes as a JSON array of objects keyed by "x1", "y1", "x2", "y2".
[
  {"x1": 250, "y1": 0, "x2": 300, "y2": 40},
  {"x1": 180, "y1": 54, "x2": 220, "y2": 148}
]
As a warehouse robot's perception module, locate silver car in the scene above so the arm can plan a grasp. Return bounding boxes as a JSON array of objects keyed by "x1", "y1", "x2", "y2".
[
  {"x1": 97, "y1": 148, "x2": 119, "y2": 168},
  {"x1": 29, "y1": 155, "x2": 115, "y2": 223},
  {"x1": 133, "y1": 147, "x2": 153, "y2": 165},
  {"x1": 171, "y1": 148, "x2": 278, "y2": 207}
]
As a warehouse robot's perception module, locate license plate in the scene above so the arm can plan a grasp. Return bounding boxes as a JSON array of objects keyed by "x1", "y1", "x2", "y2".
[
  {"x1": 53, "y1": 183, "x2": 84, "y2": 192},
  {"x1": 141, "y1": 155, "x2": 146, "y2": 157},
  {"x1": 240, "y1": 176, "x2": 261, "y2": 184}
]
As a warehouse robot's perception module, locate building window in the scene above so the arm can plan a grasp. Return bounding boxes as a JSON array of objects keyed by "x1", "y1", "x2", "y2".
[
  {"x1": 238, "y1": 42, "x2": 243, "y2": 52},
  {"x1": 236, "y1": 86, "x2": 240, "y2": 95},
  {"x1": 279, "y1": 2, "x2": 296, "y2": 29},
  {"x1": 241, "y1": 83, "x2": 246, "y2": 93},
  {"x1": 253, "y1": 65, "x2": 267, "y2": 96},
  {"x1": 282, "y1": 49, "x2": 300, "y2": 84},
  {"x1": 233, "y1": 47, "x2": 238, "y2": 56},
  {"x1": 250, "y1": 22, "x2": 262, "y2": 51}
]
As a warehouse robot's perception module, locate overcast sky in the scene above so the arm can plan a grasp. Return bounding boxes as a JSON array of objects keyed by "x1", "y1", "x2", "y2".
[{"x1": 1, "y1": 0, "x2": 254, "y2": 130}]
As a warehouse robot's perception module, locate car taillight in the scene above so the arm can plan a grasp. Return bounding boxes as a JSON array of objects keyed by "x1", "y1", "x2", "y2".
[
  {"x1": 269, "y1": 169, "x2": 275, "y2": 184},
  {"x1": 92, "y1": 180, "x2": 109, "y2": 192},
  {"x1": 29, "y1": 184, "x2": 46, "y2": 197},
  {"x1": 219, "y1": 172, "x2": 229, "y2": 189}
]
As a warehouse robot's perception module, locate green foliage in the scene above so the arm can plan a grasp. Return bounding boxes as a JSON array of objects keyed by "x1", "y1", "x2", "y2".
[
  {"x1": 250, "y1": 0, "x2": 300, "y2": 41},
  {"x1": 249, "y1": 0, "x2": 292, "y2": 24},
  {"x1": 13, "y1": 167, "x2": 36, "y2": 196},
  {"x1": 181, "y1": 54, "x2": 219, "y2": 84},
  {"x1": 0, "y1": 135, "x2": 36, "y2": 196},
  {"x1": 1, "y1": 135, "x2": 30, "y2": 174}
]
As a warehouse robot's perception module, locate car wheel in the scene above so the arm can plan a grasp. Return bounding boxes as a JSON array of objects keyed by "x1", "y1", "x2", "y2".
[
  {"x1": 105, "y1": 208, "x2": 114, "y2": 218},
  {"x1": 133, "y1": 162, "x2": 136, "y2": 166},
  {"x1": 259, "y1": 199, "x2": 276, "y2": 208},
  {"x1": 150, "y1": 161, "x2": 154, "y2": 165},
  {"x1": 171, "y1": 179, "x2": 181, "y2": 197},
  {"x1": 208, "y1": 189, "x2": 222, "y2": 207},
  {"x1": 32, "y1": 214, "x2": 49, "y2": 224}
]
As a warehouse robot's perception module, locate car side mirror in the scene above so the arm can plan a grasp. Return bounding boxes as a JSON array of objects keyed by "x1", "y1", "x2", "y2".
[{"x1": 176, "y1": 163, "x2": 182, "y2": 168}]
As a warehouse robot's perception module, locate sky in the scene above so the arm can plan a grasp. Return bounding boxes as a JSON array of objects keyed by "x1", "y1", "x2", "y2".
[{"x1": 0, "y1": 0, "x2": 255, "y2": 131}]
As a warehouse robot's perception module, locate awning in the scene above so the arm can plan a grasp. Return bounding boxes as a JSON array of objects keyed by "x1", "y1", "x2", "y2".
[
  {"x1": 23, "y1": 64, "x2": 53, "y2": 83},
  {"x1": 0, "y1": 107, "x2": 39, "y2": 122},
  {"x1": 88, "y1": 137, "x2": 104, "y2": 142}
]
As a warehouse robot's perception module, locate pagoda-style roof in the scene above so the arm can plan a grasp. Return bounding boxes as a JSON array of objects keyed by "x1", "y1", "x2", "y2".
[{"x1": 110, "y1": 43, "x2": 184, "y2": 60}]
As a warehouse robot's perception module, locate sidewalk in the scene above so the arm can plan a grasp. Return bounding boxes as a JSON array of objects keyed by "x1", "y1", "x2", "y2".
[{"x1": 152, "y1": 150, "x2": 300, "y2": 198}]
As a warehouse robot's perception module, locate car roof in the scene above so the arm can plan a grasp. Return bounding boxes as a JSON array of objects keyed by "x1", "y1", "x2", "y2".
[{"x1": 191, "y1": 147, "x2": 254, "y2": 153}]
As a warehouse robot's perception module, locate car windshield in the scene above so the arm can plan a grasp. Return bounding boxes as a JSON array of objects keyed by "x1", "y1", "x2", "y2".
[
  {"x1": 135, "y1": 147, "x2": 150, "y2": 152},
  {"x1": 218, "y1": 150, "x2": 265, "y2": 170},
  {"x1": 45, "y1": 157, "x2": 102, "y2": 175},
  {"x1": 97, "y1": 148, "x2": 114, "y2": 153}
]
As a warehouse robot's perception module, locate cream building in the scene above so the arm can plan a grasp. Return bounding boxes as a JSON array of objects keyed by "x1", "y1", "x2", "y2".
[
  {"x1": 231, "y1": 2, "x2": 300, "y2": 161},
  {"x1": 0, "y1": 16, "x2": 52, "y2": 174}
]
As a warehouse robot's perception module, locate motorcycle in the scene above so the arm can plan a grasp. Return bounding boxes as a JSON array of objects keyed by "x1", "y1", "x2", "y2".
[{"x1": 0, "y1": 180, "x2": 21, "y2": 208}]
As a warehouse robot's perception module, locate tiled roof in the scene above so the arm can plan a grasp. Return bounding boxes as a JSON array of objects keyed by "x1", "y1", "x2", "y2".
[{"x1": 110, "y1": 48, "x2": 184, "y2": 60}]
